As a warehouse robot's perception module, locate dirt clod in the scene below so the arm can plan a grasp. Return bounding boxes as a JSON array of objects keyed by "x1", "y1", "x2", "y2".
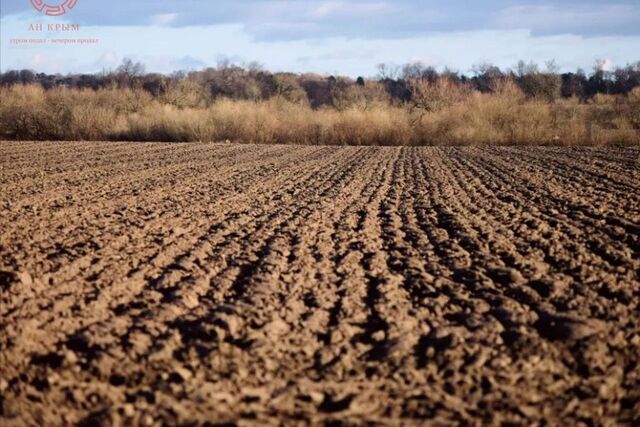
[{"x1": 122, "y1": 404, "x2": 135, "y2": 418}]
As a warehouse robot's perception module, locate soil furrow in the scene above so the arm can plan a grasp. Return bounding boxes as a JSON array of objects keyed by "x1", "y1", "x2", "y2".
[{"x1": 1, "y1": 142, "x2": 638, "y2": 426}]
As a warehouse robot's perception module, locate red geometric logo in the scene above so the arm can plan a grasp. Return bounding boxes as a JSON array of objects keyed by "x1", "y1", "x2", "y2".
[{"x1": 30, "y1": 0, "x2": 79, "y2": 16}]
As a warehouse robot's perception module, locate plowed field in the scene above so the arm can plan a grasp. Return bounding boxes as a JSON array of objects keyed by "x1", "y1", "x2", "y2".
[{"x1": 1, "y1": 142, "x2": 639, "y2": 426}]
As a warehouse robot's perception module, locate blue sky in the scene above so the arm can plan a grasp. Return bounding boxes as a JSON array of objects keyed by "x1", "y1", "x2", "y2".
[{"x1": 1, "y1": 0, "x2": 639, "y2": 76}]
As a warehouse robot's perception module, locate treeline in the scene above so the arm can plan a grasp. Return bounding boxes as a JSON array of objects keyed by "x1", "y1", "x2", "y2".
[
  {"x1": 1, "y1": 59, "x2": 639, "y2": 108},
  {"x1": 1, "y1": 59, "x2": 638, "y2": 146}
]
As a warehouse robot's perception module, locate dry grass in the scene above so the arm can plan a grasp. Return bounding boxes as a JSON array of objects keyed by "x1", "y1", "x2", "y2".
[
  {"x1": 414, "y1": 82, "x2": 640, "y2": 145},
  {"x1": 118, "y1": 98, "x2": 412, "y2": 146},
  {"x1": 1, "y1": 84, "x2": 638, "y2": 145}
]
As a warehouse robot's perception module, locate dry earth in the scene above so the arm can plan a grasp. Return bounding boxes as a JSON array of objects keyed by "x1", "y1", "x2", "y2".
[{"x1": 0, "y1": 141, "x2": 639, "y2": 426}]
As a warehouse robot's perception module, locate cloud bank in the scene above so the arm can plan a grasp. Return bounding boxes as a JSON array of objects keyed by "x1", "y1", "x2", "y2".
[
  {"x1": 2, "y1": 0, "x2": 639, "y2": 39},
  {"x1": 1, "y1": 1, "x2": 638, "y2": 75}
]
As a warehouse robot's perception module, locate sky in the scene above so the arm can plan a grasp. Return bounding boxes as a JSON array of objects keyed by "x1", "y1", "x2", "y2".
[{"x1": 1, "y1": 0, "x2": 639, "y2": 77}]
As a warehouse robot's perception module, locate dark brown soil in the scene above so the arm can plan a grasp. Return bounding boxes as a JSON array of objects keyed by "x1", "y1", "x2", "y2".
[{"x1": 1, "y1": 142, "x2": 639, "y2": 426}]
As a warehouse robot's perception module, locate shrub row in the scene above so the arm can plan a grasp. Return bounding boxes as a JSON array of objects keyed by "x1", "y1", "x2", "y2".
[{"x1": 1, "y1": 84, "x2": 638, "y2": 145}]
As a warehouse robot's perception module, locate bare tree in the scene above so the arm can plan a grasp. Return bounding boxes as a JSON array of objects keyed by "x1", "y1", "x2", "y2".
[
  {"x1": 376, "y1": 63, "x2": 400, "y2": 80},
  {"x1": 545, "y1": 59, "x2": 560, "y2": 74},
  {"x1": 116, "y1": 58, "x2": 145, "y2": 88},
  {"x1": 407, "y1": 78, "x2": 468, "y2": 124},
  {"x1": 513, "y1": 60, "x2": 561, "y2": 101},
  {"x1": 402, "y1": 62, "x2": 438, "y2": 82}
]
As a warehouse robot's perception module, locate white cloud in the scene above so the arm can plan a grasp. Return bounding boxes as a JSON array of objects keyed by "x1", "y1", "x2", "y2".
[
  {"x1": 309, "y1": 2, "x2": 392, "y2": 19},
  {"x1": 311, "y1": 2, "x2": 344, "y2": 19},
  {"x1": 149, "y1": 13, "x2": 178, "y2": 27},
  {"x1": 493, "y1": 4, "x2": 640, "y2": 35},
  {"x1": 98, "y1": 50, "x2": 118, "y2": 65}
]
